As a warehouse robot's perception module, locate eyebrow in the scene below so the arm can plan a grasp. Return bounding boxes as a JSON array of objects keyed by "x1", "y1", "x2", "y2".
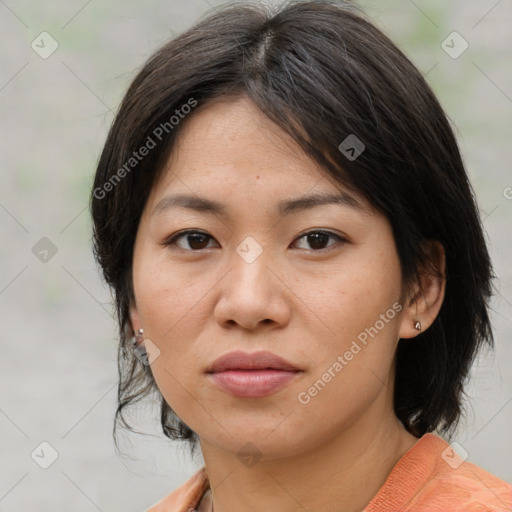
[{"x1": 151, "y1": 190, "x2": 365, "y2": 218}]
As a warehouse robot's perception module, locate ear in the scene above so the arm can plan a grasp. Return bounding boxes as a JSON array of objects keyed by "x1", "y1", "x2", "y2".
[{"x1": 398, "y1": 240, "x2": 446, "y2": 339}]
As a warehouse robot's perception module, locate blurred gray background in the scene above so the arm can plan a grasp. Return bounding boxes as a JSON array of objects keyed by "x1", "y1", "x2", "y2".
[{"x1": 0, "y1": 0, "x2": 511, "y2": 510}]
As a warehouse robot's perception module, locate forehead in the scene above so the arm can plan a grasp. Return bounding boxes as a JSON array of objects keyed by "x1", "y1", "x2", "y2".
[
  {"x1": 151, "y1": 96, "x2": 366, "y2": 204},
  {"x1": 168, "y1": 96, "x2": 324, "y2": 183}
]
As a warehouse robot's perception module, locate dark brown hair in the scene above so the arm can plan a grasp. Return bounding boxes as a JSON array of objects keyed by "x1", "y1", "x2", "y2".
[{"x1": 91, "y1": 0, "x2": 494, "y2": 455}]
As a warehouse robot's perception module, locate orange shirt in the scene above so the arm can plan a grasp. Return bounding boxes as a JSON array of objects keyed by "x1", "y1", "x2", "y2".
[{"x1": 146, "y1": 433, "x2": 512, "y2": 511}]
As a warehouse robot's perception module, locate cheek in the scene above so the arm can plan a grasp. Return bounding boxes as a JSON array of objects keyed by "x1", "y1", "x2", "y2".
[
  {"x1": 295, "y1": 246, "x2": 403, "y2": 402},
  {"x1": 297, "y1": 245, "x2": 402, "y2": 347},
  {"x1": 132, "y1": 248, "x2": 192, "y2": 345},
  {"x1": 133, "y1": 242, "x2": 213, "y2": 339},
  {"x1": 133, "y1": 268, "x2": 211, "y2": 428},
  {"x1": 131, "y1": 242, "x2": 229, "y2": 415}
]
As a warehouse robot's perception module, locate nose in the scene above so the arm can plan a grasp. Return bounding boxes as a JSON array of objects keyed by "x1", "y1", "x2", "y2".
[{"x1": 213, "y1": 240, "x2": 292, "y2": 332}]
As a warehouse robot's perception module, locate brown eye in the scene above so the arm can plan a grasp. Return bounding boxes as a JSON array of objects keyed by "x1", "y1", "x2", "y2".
[
  {"x1": 293, "y1": 230, "x2": 346, "y2": 251},
  {"x1": 165, "y1": 230, "x2": 217, "y2": 251},
  {"x1": 164, "y1": 229, "x2": 346, "y2": 252}
]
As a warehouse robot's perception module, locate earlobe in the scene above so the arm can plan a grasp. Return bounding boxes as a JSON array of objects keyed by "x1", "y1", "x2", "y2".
[
  {"x1": 398, "y1": 241, "x2": 446, "y2": 339},
  {"x1": 130, "y1": 304, "x2": 141, "y2": 333},
  {"x1": 128, "y1": 305, "x2": 147, "y2": 353}
]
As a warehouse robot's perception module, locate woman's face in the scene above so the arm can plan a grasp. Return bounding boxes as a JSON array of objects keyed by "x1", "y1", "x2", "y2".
[{"x1": 131, "y1": 96, "x2": 414, "y2": 459}]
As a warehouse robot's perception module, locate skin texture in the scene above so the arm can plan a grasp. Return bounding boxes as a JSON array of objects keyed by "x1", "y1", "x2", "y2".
[{"x1": 130, "y1": 96, "x2": 446, "y2": 512}]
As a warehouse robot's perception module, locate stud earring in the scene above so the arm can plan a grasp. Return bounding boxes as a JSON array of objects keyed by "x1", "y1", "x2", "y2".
[
  {"x1": 132, "y1": 328, "x2": 150, "y2": 366},
  {"x1": 133, "y1": 328, "x2": 144, "y2": 346},
  {"x1": 413, "y1": 320, "x2": 421, "y2": 331}
]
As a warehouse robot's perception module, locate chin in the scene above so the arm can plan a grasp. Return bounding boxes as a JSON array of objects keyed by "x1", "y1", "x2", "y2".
[{"x1": 199, "y1": 421, "x2": 312, "y2": 461}]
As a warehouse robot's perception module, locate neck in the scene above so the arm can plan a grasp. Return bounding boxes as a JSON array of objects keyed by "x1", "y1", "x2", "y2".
[{"x1": 199, "y1": 410, "x2": 419, "y2": 512}]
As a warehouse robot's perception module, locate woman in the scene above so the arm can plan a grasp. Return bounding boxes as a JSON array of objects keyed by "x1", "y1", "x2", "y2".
[{"x1": 91, "y1": 1, "x2": 512, "y2": 510}]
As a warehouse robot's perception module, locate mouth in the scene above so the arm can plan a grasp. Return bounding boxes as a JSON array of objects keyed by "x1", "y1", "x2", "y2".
[
  {"x1": 206, "y1": 350, "x2": 300, "y2": 373},
  {"x1": 206, "y1": 350, "x2": 302, "y2": 398}
]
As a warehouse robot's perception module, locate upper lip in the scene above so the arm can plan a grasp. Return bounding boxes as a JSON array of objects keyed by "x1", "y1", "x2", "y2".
[{"x1": 206, "y1": 350, "x2": 300, "y2": 373}]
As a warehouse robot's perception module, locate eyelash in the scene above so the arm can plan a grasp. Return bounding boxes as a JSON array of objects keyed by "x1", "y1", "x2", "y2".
[{"x1": 162, "y1": 229, "x2": 347, "y2": 253}]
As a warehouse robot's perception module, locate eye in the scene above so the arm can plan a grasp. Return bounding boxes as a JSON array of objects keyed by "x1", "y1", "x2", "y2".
[
  {"x1": 163, "y1": 229, "x2": 347, "y2": 252},
  {"x1": 292, "y1": 230, "x2": 346, "y2": 251},
  {"x1": 163, "y1": 230, "x2": 218, "y2": 251}
]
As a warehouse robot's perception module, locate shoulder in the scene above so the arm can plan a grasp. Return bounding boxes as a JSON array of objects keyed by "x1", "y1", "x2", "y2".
[
  {"x1": 145, "y1": 466, "x2": 210, "y2": 512},
  {"x1": 365, "y1": 433, "x2": 512, "y2": 512},
  {"x1": 411, "y1": 457, "x2": 512, "y2": 511}
]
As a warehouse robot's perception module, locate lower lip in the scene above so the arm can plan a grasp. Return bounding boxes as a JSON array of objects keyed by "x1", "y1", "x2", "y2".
[{"x1": 208, "y1": 369, "x2": 301, "y2": 398}]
